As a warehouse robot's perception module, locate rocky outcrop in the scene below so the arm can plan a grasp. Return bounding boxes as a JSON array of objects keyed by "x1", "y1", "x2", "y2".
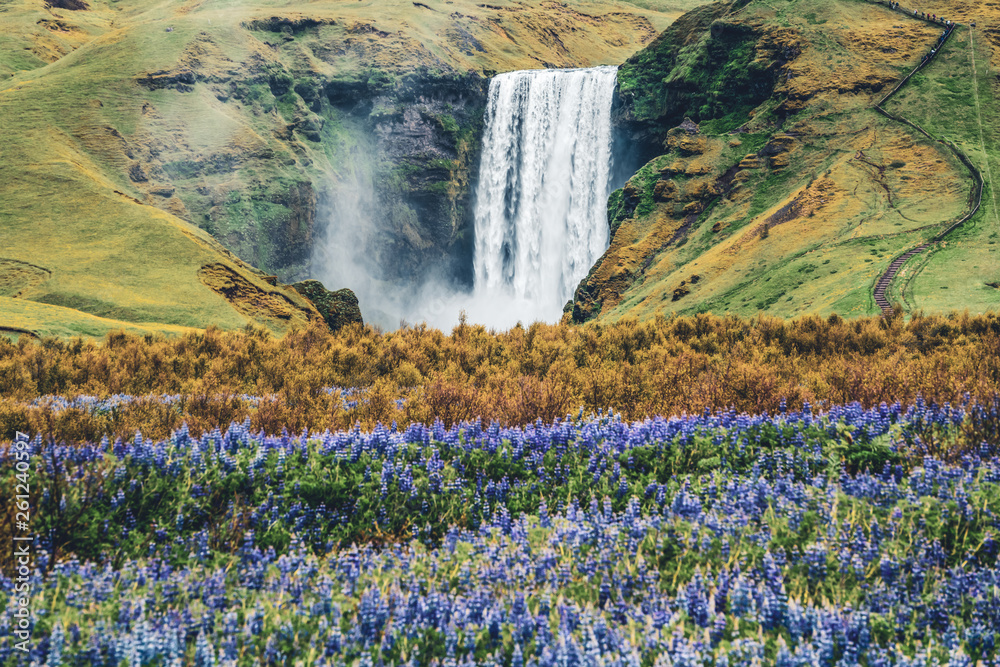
[
  {"x1": 198, "y1": 263, "x2": 320, "y2": 331},
  {"x1": 45, "y1": 0, "x2": 89, "y2": 9},
  {"x1": 240, "y1": 16, "x2": 335, "y2": 33},
  {"x1": 291, "y1": 280, "x2": 363, "y2": 332},
  {"x1": 614, "y1": 1, "x2": 797, "y2": 154}
]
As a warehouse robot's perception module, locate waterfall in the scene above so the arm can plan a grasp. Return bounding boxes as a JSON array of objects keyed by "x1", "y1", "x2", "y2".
[
  {"x1": 472, "y1": 66, "x2": 617, "y2": 321},
  {"x1": 314, "y1": 66, "x2": 618, "y2": 331}
]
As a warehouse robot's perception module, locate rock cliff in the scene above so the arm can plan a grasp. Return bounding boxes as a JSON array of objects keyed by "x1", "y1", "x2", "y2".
[{"x1": 291, "y1": 280, "x2": 363, "y2": 332}]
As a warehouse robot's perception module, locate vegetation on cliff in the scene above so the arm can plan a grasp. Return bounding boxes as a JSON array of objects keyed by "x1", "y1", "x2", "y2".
[{"x1": 617, "y1": 0, "x2": 775, "y2": 133}]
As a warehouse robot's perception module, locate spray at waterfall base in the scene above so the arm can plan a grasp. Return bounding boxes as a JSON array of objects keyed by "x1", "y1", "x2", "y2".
[{"x1": 315, "y1": 67, "x2": 625, "y2": 330}]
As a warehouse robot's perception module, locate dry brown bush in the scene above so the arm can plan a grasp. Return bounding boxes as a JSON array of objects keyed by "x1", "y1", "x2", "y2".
[{"x1": 1, "y1": 312, "x2": 999, "y2": 441}]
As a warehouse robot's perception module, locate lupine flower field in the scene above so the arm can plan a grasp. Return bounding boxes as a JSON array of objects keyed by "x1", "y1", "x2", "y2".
[{"x1": 3, "y1": 389, "x2": 1000, "y2": 665}]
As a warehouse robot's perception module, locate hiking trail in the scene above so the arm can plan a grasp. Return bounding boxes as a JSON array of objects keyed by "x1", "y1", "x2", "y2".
[{"x1": 868, "y1": 1, "x2": 985, "y2": 315}]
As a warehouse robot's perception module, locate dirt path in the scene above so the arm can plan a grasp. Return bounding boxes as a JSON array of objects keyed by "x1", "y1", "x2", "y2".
[{"x1": 868, "y1": 1, "x2": 984, "y2": 315}]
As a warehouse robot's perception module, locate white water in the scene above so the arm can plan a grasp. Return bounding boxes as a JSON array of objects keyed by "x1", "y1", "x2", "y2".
[
  {"x1": 314, "y1": 66, "x2": 618, "y2": 331},
  {"x1": 471, "y1": 66, "x2": 617, "y2": 323}
]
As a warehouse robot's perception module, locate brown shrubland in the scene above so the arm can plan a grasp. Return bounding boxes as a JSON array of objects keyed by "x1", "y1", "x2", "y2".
[{"x1": 2, "y1": 309, "x2": 999, "y2": 442}]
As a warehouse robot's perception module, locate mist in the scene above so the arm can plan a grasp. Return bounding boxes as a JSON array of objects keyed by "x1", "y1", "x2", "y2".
[{"x1": 314, "y1": 66, "x2": 622, "y2": 333}]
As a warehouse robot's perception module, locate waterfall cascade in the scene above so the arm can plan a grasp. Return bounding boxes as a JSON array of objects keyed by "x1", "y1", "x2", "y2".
[
  {"x1": 315, "y1": 66, "x2": 619, "y2": 331},
  {"x1": 472, "y1": 66, "x2": 618, "y2": 321}
]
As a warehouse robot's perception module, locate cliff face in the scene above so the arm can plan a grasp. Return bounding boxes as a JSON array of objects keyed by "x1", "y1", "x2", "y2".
[
  {"x1": 135, "y1": 42, "x2": 489, "y2": 286},
  {"x1": 318, "y1": 69, "x2": 488, "y2": 287},
  {"x1": 613, "y1": 1, "x2": 798, "y2": 151},
  {"x1": 573, "y1": 0, "x2": 998, "y2": 323},
  {"x1": 115, "y1": 21, "x2": 492, "y2": 286}
]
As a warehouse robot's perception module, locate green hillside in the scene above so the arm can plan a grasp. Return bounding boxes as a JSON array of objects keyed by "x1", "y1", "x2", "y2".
[
  {"x1": 572, "y1": 0, "x2": 999, "y2": 323},
  {"x1": 881, "y1": 24, "x2": 1000, "y2": 313}
]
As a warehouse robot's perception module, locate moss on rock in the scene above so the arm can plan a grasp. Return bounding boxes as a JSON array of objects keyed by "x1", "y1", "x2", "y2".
[{"x1": 291, "y1": 280, "x2": 363, "y2": 332}]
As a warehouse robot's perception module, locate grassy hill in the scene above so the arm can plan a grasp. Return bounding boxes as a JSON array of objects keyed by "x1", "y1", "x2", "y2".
[
  {"x1": 0, "y1": 0, "x2": 705, "y2": 340},
  {"x1": 882, "y1": 22, "x2": 1000, "y2": 313},
  {"x1": 573, "y1": 0, "x2": 1000, "y2": 323}
]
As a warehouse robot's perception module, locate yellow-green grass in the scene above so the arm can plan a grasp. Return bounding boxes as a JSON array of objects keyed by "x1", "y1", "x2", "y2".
[
  {"x1": 882, "y1": 25, "x2": 1000, "y2": 314},
  {"x1": 0, "y1": 296, "x2": 201, "y2": 340},
  {"x1": 0, "y1": 107, "x2": 296, "y2": 327},
  {"x1": 0, "y1": 117, "x2": 317, "y2": 338},
  {"x1": 600, "y1": 116, "x2": 969, "y2": 321},
  {"x1": 590, "y1": 0, "x2": 982, "y2": 323},
  {"x1": 0, "y1": 2, "x2": 316, "y2": 336},
  {"x1": 0, "y1": 0, "x2": 116, "y2": 78}
]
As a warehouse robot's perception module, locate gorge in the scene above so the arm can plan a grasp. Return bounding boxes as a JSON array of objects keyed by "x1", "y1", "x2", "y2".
[
  {"x1": 2, "y1": 0, "x2": 994, "y2": 341},
  {"x1": 471, "y1": 66, "x2": 619, "y2": 327},
  {"x1": 320, "y1": 65, "x2": 623, "y2": 330}
]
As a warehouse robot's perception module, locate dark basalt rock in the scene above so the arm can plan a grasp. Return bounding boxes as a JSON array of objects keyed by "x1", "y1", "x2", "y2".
[
  {"x1": 291, "y1": 280, "x2": 363, "y2": 332},
  {"x1": 678, "y1": 117, "x2": 700, "y2": 134},
  {"x1": 138, "y1": 68, "x2": 197, "y2": 91},
  {"x1": 241, "y1": 16, "x2": 334, "y2": 34},
  {"x1": 320, "y1": 69, "x2": 488, "y2": 288},
  {"x1": 128, "y1": 163, "x2": 148, "y2": 183},
  {"x1": 46, "y1": 0, "x2": 89, "y2": 9}
]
